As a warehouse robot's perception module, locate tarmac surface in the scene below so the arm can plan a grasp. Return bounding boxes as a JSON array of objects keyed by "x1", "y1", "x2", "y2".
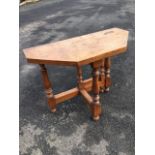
[{"x1": 19, "y1": 0, "x2": 135, "y2": 155}]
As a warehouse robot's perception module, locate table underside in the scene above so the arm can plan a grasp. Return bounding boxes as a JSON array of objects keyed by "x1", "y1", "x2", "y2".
[{"x1": 39, "y1": 58, "x2": 111, "y2": 121}]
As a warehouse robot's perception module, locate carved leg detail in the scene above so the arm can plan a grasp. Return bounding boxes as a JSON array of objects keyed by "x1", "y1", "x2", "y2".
[
  {"x1": 100, "y1": 59, "x2": 105, "y2": 92},
  {"x1": 91, "y1": 62, "x2": 102, "y2": 121},
  {"x1": 39, "y1": 64, "x2": 56, "y2": 112},
  {"x1": 105, "y1": 58, "x2": 111, "y2": 92}
]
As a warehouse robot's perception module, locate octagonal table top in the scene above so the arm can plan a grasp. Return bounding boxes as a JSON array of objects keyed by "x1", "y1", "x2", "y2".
[{"x1": 23, "y1": 28, "x2": 129, "y2": 66}]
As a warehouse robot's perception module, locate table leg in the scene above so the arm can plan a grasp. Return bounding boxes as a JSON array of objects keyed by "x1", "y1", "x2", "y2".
[
  {"x1": 39, "y1": 64, "x2": 56, "y2": 112},
  {"x1": 105, "y1": 57, "x2": 112, "y2": 92},
  {"x1": 91, "y1": 61, "x2": 102, "y2": 121},
  {"x1": 100, "y1": 59, "x2": 105, "y2": 92},
  {"x1": 76, "y1": 65, "x2": 83, "y2": 89}
]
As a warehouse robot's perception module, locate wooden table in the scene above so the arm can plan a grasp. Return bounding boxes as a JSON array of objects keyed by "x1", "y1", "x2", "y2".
[{"x1": 23, "y1": 28, "x2": 129, "y2": 121}]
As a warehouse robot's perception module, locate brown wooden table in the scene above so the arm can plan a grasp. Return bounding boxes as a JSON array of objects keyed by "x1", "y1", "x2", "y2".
[{"x1": 23, "y1": 28, "x2": 129, "y2": 121}]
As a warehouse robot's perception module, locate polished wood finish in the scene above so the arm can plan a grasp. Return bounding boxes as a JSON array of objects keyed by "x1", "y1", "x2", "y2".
[
  {"x1": 24, "y1": 28, "x2": 128, "y2": 66},
  {"x1": 23, "y1": 28, "x2": 129, "y2": 121}
]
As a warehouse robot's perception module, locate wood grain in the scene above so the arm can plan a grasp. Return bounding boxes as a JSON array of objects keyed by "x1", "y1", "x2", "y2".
[{"x1": 23, "y1": 28, "x2": 128, "y2": 66}]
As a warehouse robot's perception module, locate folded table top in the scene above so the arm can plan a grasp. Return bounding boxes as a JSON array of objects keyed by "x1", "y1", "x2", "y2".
[{"x1": 23, "y1": 28, "x2": 129, "y2": 66}]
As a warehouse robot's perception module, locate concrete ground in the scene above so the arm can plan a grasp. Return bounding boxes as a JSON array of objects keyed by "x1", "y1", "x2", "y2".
[{"x1": 19, "y1": 0, "x2": 135, "y2": 155}]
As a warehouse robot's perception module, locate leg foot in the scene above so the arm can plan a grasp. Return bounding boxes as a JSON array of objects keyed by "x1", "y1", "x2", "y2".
[
  {"x1": 51, "y1": 108, "x2": 56, "y2": 112},
  {"x1": 93, "y1": 115, "x2": 100, "y2": 121}
]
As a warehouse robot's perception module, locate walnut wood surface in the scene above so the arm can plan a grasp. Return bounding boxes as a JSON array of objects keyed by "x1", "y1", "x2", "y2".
[{"x1": 23, "y1": 28, "x2": 128, "y2": 66}]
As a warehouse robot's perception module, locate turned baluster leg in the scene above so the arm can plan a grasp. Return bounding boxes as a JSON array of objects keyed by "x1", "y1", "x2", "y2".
[
  {"x1": 100, "y1": 59, "x2": 105, "y2": 92},
  {"x1": 105, "y1": 57, "x2": 112, "y2": 92},
  {"x1": 91, "y1": 62, "x2": 102, "y2": 121},
  {"x1": 39, "y1": 64, "x2": 56, "y2": 112}
]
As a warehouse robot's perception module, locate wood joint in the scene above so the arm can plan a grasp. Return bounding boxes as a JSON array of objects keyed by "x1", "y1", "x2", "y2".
[{"x1": 80, "y1": 89, "x2": 93, "y2": 105}]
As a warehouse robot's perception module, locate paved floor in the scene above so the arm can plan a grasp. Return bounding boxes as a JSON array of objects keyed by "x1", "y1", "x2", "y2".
[{"x1": 19, "y1": 0, "x2": 135, "y2": 155}]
